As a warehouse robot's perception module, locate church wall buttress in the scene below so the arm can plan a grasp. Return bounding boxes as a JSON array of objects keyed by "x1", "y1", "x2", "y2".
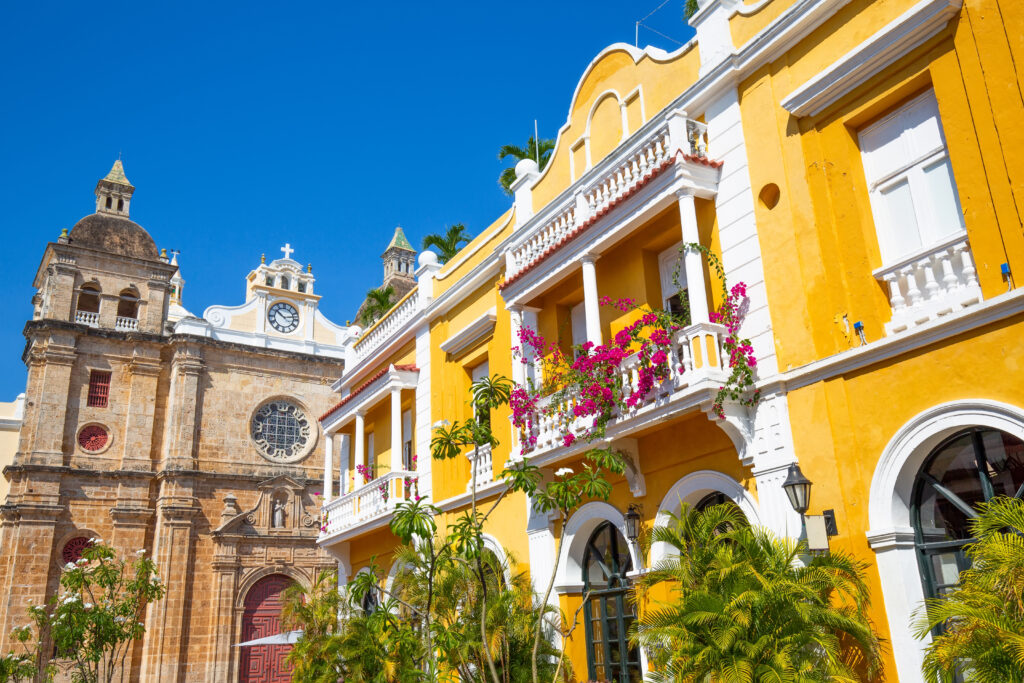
[
  {"x1": 120, "y1": 346, "x2": 162, "y2": 472},
  {"x1": 22, "y1": 332, "x2": 77, "y2": 467},
  {"x1": 161, "y1": 344, "x2": 204, "y2": 471},
  {"x1": 0, "y1": 500, "x2": 61, "y2": 654},
  {"x1": 206, "y1": 552, "x2": 240, "y2": 681}
]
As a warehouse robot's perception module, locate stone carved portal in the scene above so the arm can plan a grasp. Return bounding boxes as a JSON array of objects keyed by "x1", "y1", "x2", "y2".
[{"x1": 239, "y1": 574, "x2": 293, "y2": 683}]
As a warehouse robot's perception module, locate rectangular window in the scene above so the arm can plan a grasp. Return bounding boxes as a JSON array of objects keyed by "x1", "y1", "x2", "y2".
[
  {"x1": 859, "y1": 91, "x2": 965, "y2": 264},
  {"x1": 659, "y1": 242, "x2": 689, "y2": 320},
  {"x1": 87, "y1": 370, "x2": 111, "y2": 408},
  {"x1": 570, "y1": 302, "x2": 587, "y2": 357},
  {"x1": 366, "y1": 432, "x2": 375, "y2": 478},
  {"x1": 471, "y1": 361, "x2": 491, "y2": 429},
  {"x1": 402, "y1": 410, "x2": 413, "y2": 470}
]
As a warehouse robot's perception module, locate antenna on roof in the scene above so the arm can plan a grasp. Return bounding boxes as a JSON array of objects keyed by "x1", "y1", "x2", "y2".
[{"x1": 534, "y1": 120, "x2": 540, "y2": 164}]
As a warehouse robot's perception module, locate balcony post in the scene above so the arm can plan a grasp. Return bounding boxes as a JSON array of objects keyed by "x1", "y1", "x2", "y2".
[
  {"x1": 675, "y1": 189, "x2": 710, "y2": 324},
  {"x1": 581, "y1": 253, "x2": 602, "y2": 345},
  {"x1": 354, "y1": 412, "x2": 366, "y2": 477},
  {"x1": 323, "y1": 431, "x2": 333, "y2": 501},
  {"x1": 391, "y1": 388, "x2": 403, "y2": 472},
  {"x1": 509, "y1": 306, "x2": 525, "y2": 386},
  {"x1": 339, "y1": 433, "x2": 351, "y2": 495}
]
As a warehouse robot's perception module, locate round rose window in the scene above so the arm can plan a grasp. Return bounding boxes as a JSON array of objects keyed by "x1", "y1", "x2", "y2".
[
  {"x1": 251, "y1": 401, "x2": 312, "y2": 462},
  {"x1": 78, "y1": 425, "x2": 108, "y2": 452},
  {"x1": 62, "y1": 537, "x2": 93, "y2": 564}
]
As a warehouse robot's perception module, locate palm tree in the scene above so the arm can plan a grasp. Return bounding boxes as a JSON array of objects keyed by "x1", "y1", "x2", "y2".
[
  {"x1": 916, "y1": 496, "x2": 1024, "y2": 681},
  {"x1": 498, "y1": 136, "x2": 555, "y2": 194},
  {"x1": 359, "y1": 285, "x2": 395, "y2": 326},
  {"x1": 421, "y1": 224, "x2": 471, "y2": 265},
  {"x1": 281, "y1": 571, "x2": 342, "y2": 683},
  {"x1": 633, "y1": 503, "x2": 883, "y2": 682}
]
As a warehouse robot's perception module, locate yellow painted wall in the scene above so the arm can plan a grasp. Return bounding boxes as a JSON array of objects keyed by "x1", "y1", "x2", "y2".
[{"x1": 0, "y1": 397, "x2": 24, "y2": 505}]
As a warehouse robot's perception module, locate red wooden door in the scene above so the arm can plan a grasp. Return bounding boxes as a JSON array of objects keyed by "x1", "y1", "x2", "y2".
[{"x1": 239, "y1": 574, "x2": 294, "y2": 683}]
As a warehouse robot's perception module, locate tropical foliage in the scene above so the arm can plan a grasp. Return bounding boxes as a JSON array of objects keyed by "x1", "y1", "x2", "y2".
[
  {"x1": 915, "y1": 496, "x2": 1024, "y2": 682},
  {"x1": 10, "y1": 541, "x2": 165, "y2": 683},
  {"x1": 498, "y1": 136, "x2": 555, "y2": 194},
  {"x1": 360, "y1": 284, "x2": 396, "y2": 326},
  {"x1": 421, "y1": 224, "x2": 471, "y2": 265},
  {"x1": 281, "y1": 570, "x2": 343, "y2": 683},
  {"x1": 633, "y1": 503, "x2": 883, "y2": 682}
]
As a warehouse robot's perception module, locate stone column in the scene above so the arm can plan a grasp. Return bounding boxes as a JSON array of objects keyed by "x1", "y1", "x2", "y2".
[
  {"x1": 0, "y1": 501, "x2": 62, "y2": 654},
  {"x1": 161, "y1": 343, "x2": 204, "y2": 470},
  {"x1": 323, "y1": 431, "x2": 334, "y2": 501},
  {"x1": 21, "y1": 331, "x2": 76, "y2": 467},
  {"x1": 391, "y1": 389, "x2": 403, "y2": 472},
  {"x1": 206, "y1": 550, "x2": 240, "y2": 681},
  {"x1": 580, "y1": 254, "x2": 602, "y2": 346},
  {"x1": 676, "y1": 189, "x2": 710, "y2": 324},
  {"x1": 120, "y1": 345, "x2": 162, "y2": 471},
  {"x1": 140, "y1": 495, "x2": 198, "y2": 682}
]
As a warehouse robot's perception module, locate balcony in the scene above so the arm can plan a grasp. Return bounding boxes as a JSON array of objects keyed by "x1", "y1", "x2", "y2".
[
  {"x1": 114, "y1": 316, "x2": 139, "y2": 331},
  {"x1": 352, "y1": 288, "x2": 422, "y2": 366},
  {"x1": 75, "y1": 311, "x2": 99, "y2": 327},
  {"x1": 466, "y1": 444, "x2": 494, "y2": 492},
  {"x1": 516, "y1": 321, "x2": 728, "y2": 463},
  {"x1": 874, "y1": 234, "x2": 982, "y2": 334},
  {"x1": 320, "y1": 469, "x2": 418, "y2": 540}
]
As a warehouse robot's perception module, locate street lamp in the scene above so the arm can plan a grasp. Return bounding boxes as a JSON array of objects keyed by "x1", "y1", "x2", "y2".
[
  {"x1": 624, "y1": 504, "x2": 642, "y2": 543},
  {"x1": 781, "y1": 463, "x2": 812, "y2": 516}
]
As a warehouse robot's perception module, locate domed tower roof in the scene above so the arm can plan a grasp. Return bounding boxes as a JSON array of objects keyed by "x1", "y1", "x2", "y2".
[{"x1": 67, "y1": 160, "x2": 160, "y2": 261}]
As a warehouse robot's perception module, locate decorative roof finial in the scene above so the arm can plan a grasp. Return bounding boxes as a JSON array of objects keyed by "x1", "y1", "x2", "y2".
[
  {"x1": 261, "y1": 253, "x2": 266, "y2": 264},
  {"x1": 307, "y1": 263, "x2": 312, "y2": 273},
  {"x1": 280, "y1": 243, "x2": 295, "y2": 260},
  {"x1": 160, "y1": 248, "x2": 168, "y2": 262},
  {"x1": 58, "y1": 227, "x2": 69, "y2": 244}
]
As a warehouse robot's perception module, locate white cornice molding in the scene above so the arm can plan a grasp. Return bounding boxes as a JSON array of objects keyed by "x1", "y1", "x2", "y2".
[
  {"x1": 782, "y1": 0, "x2": 963, "y2": 117},
  {"x1": 439, "y1": 308, "x2": 496, "y2": 357}
]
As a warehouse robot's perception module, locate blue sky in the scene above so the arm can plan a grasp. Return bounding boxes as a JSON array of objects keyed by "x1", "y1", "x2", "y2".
[{"x1": 0, "y1": 1, "x2": 695, "y2": 399}]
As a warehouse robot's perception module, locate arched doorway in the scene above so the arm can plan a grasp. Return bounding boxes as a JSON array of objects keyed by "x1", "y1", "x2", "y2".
[
  {"x1": 582, "y1": 521, "x2": 642, "y2": 683},
  {"x1": 912, "y1": 428, "x2": 1024, "y2": 602},
  {"x1": 239, "y1": 574, "x2": 294, "y2": 683}
]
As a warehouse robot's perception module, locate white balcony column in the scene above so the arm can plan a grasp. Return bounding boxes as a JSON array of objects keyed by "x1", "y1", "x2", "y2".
[
  {"x1": 391, "y1": 388, "x2": 404, "y2": 472},
  {"x1": 338, "y1": 433, "x2": 351, "y2": 495},
  {"x1": 675, "y1": 189, "x2": 710, "y2": 324},
  {"x1": 323, "y1": 431, "x2": 334, "y2": 501},
  {"x1": 581, "y1": 253, "x2": 602, "y2": 345},
  {"x1": 509, "y1": 306, "x2": 525, "y2": 386},
  {"x1": 354, "y1": 412, "x2": 366, "y2": 475}
]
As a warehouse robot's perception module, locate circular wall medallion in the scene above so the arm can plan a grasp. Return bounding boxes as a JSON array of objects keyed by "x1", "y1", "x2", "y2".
[
  {"x1": 78, "y1": 424, "x2": 109, "y2": 452},
  {"x1": 62, "y1": 537, "x2": 93, "y2": 564},
  {"x1": 251, "y1": 400, "x2": 314, "y2": 462}
]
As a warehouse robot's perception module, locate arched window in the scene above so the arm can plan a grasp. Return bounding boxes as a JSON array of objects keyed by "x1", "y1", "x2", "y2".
[
  {"x1": 582, "y1": 521, "x2": 642, "y2": 683},
  {"x1": 280, "y1": 277, "x2": 290, "y2": 290},
  {"x1": 913, "y1": 428, "x2": 1024, "y2": 600},
  {"x1": 105, "y1": 197, "x2": 112, "y2": 209},
  {"x1": 77, "y1": 284, "x2": 100, "y2": 313},
  {"x1": 694, "y1": 491, "x2": 730, "y2": 511},
  {"x1": 116, "y1": 198, "x2": 124, "y2": 211},
  {"x1": 116, "y1": 289, "x2": 139, "y2": 319}
]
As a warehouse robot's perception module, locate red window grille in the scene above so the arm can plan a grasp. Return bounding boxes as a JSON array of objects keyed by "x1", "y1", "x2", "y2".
[{"x1": 87, "y1": 371, "x2": 111, "y2": 408}]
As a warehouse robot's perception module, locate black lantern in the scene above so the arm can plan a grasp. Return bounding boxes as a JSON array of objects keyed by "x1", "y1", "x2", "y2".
[
  {"x1": 782, "y1": 463, "x2": 812, "y2": 516},
  {"x1": 624, "y1": 504, "x2": 642, "y2": 543}
]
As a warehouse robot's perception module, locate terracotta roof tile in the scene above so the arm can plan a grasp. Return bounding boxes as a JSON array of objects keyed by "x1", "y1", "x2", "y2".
[{"x1": 319, "y1": 364, "x2": 418, "y2": 422}]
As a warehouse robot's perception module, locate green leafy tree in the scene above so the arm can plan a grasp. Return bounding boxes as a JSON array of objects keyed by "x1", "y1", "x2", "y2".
[
  {"x1": 915, "y1": 496, "x2": 1024, "y2": 682},
  {"x1": 633, "y1": 503, "x2": 882, "y2": 682},
  {"x1": 421, "y1": 224, "x2": 471, "y2": 265},
  {"x1": 21, "y1": 542, "x2": 165, "y2": 683},
  {"x1": 498, "y1": 137, "x2": 555, "y2": 194},
  {"x1": 360, "y1": 285, "x2": 396, "y2": 326},
  {"x1": 281, "y1": 570, "x2": 343, "y2": 683},
  {"x1": 0, "y1": 626, "x2": 37, "y2": 683}
]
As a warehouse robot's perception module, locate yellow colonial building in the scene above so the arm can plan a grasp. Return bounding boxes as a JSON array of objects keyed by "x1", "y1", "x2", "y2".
[{"x1": 316, "y1": 0, "x2": 1024, "y2": 680}]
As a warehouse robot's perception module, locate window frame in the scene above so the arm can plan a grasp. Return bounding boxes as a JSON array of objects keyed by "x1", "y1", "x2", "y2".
[{"x1": 86, "y1": 370, "x2": 111, "y2": 408}]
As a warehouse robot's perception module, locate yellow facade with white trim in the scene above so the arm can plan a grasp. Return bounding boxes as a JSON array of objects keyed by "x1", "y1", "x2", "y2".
[{"x1": 318, "y1": 1, "x2": 1024, "y2": 680}]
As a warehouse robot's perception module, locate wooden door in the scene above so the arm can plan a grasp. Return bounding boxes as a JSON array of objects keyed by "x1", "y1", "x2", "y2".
[{"x1": 239, "y1": 574, "x2": 293, "y2": 683}]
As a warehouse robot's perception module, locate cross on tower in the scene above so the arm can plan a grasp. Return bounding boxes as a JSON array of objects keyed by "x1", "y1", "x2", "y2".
[{"x1": 280, "y1": 243, "x2": 294, "y2": 260}]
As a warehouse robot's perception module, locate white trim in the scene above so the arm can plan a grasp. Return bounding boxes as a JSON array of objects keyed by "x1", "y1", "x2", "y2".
[
  {"x1": 438, "y1": 308, "x2": 496, "y2": 356},
  {"x1": 553, "y1": 501, "x2": 637, "y2": 594},
  {"x1": 480, "y1": 533, "x2": 514, "y2": 588},
  {"x1": 782, "y1": 0, "x2": 963, "y2": 117},
  {"x1": 866, "y1": 399, "x2": 1024, "y2": 683},
  {"x1": 651, "y1": 470, "x2": 761, "y2": 564}
]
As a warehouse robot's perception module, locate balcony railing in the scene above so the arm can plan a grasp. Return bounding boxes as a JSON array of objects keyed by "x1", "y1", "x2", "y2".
[
  {"x1": 115, "y1": 316, "x2": 139, "y2": 331},
  {"x1": 505, "y1": 116, "x2": 709, "y2": 284},
  {"x1": 874, "y1": 234, "x2": 982, "y2": 334},
  {"x1": 320, "y1": 469, "x2": 417, "y2": 539},
  {"x1": 352, "y1": 289, "x2": 421, "y2": 365},
  {"x1": 466, "y1": 444, "x2": 493, "y2": 492},
  {"x1": 75, "y1": 311, "x2": 99, "y2": 327},
  {"x1": 517, "y1": 321, "x2": 728, "y2": 459}
]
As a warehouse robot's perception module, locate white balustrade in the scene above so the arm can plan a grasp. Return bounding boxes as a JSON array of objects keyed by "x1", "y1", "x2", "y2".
[
  {"x1": 320, "y1": 469, "x2": 418, "y2": 538},
  {"x1": 874, "y1": 235, "x2": 981, "y2": 334},
  {"x1": 506, "y1": 114, "x2": 709, "y2": 284},
  {"x1": 75, "y1": 311, "x2": 99, "y2": 327},
  {"x1": 353, "y1": 289, "x2": 421, "y2": 364},
  {"x1": 516, "y1": 321, "x2": 728, "y2": 458},
  {"x1": 466, "y1": 444, "x2": 493, "y2": 492},
  {"x1": 115, "y1": 316, "x2": 139, "y2": 331}
]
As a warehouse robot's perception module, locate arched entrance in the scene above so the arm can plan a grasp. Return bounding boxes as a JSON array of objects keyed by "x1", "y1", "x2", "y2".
[{"x1": 239, "y1": 574, "x2": 294, "y2": 683}]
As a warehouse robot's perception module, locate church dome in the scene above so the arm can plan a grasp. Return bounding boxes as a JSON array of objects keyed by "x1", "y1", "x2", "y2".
[{"x1": 68, "y1": 213, "x2": 160, "y2": 261}]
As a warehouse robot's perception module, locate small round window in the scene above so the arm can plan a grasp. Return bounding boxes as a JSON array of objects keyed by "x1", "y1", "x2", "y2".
[
  {"x1": 78, "y1": 425, "x2": 109, "y2": 452},
  {"x1": 62, "y1": 537, "x2": 93, "y2": 564}
]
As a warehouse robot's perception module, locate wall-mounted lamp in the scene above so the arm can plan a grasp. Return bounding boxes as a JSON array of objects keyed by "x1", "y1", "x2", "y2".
[
  {"x1": 781, "y1": 463, "x2": 812, "y2": 516},
  {"x1": 1002, "y1": 262, "x2": 1013, "y2": 292},
  {"x1": 624, "y1": 504, "x2": 642, "y2": 544}
]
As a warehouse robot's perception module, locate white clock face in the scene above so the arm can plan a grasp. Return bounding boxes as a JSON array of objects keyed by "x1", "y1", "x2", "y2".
[{"x1": 268, "y1": 301, "x2": 299, "y2": 333}]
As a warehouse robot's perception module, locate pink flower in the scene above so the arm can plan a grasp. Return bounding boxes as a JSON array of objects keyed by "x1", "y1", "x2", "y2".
[{"x1": 563, "y1": 433, "x2": 576, "y2": 447}]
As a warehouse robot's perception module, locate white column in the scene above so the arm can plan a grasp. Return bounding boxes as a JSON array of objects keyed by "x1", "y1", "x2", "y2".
[
  {"x1": 391, "y1": 388, "x2": 403, "y2": 472},
  {"x1": 338, "y1": 433, "x2": 351, "y2": 495},
  {"x1": 323, "y1": 431, "x2": 333, "y2": 501},
  {"x1": 580, "y1": 254, "x2": 602, "y2": 345},
  {"x1": 676, "y1": 190, "x2": 710, "y2": 324},
  {"x1": 354, "y1": 412, "x2": 366, "y2": 476},
  {"x1": 509, "y1": 306, "x2": 525, "y2": 386}
]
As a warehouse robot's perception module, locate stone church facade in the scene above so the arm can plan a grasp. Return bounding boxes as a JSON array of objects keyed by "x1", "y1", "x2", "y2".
[{"x1": 0, "y1": 162, "x2": 355, "y2": 681}]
